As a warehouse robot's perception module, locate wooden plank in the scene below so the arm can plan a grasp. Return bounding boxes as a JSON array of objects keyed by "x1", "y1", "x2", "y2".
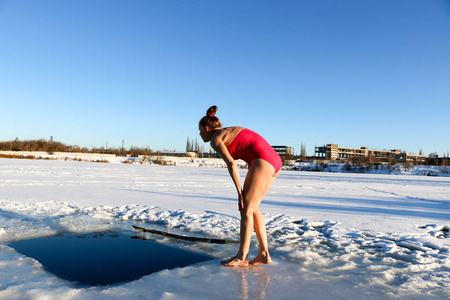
[{"x1": 132, "y1": 225, "x2": 239, "y2": 244}]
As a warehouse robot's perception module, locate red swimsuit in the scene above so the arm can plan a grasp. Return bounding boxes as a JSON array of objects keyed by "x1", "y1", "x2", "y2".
[{"x1": 226, "y1": 129, "x2": 282, "y2": 173}]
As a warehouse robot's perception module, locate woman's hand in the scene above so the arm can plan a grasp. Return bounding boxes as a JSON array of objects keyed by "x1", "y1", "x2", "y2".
[{"x1": 238, "y1": 193, "x2": 244, "y2": 211}]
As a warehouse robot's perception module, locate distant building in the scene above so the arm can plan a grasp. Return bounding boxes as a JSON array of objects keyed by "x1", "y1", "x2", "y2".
[
  {"x1": 272, "y1": 146, "x2": 294, "y2": 157},
  {"x1": 426, "y1": 155, "x2": 449, "y2": 166},
  {"x1": 315, "y1": 144, "x2": 425, "y2": 164}
]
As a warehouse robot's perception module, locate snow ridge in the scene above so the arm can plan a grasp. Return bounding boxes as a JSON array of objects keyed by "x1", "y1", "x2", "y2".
[{"x1": 1, "y1": 200, "x2": 449, "y2": 298}]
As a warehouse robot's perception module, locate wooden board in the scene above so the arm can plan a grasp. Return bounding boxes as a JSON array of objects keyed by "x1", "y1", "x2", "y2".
[{"x1": 132, "y1": 225, "x2": 239, "y2": 244}]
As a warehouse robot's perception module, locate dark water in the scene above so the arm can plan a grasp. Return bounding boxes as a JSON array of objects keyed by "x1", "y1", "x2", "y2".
[{"x1": 8, "y1": 232, "x2": 213, "y2": 287}]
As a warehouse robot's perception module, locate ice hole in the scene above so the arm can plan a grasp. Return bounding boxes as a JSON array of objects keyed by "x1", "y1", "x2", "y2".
[{"x1": 8, "y1": 231, "x2": 213, "y2": 287}]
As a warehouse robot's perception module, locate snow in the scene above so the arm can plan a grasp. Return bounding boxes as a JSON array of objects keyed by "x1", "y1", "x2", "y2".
[{"x1": 0, "y1": 158, "x2": 449, "y2": 299}]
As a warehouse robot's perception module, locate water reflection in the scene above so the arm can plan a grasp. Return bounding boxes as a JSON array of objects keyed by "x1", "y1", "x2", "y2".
[{"x1": 230, "y1": 266, "x2": 271, "y2": 300}]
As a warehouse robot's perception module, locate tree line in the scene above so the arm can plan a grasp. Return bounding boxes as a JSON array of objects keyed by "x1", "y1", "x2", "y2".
[
  {"x1": 0, "y1": 138, "x2": 153, "y2": 157},
  {"x1": 2, "y1": 137, "x2": 448, "y2": 166},
  {"x1": 185, "y1": 137, "x2": 215, "y2": 158}
]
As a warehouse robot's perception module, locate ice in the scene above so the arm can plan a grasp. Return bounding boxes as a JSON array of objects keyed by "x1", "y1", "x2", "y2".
[{"x1": 0, "y1": 158, "x2": 449, "y2": 299}]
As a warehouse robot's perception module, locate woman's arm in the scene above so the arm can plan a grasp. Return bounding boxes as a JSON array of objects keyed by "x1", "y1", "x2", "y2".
[{"x1": 210, "y1": 136, "x2": 244, "y2": 210}]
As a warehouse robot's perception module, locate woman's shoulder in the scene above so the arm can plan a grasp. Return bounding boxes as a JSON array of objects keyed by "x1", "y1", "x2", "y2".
[
  {"x1": 223, "y1": 126, "x2": 246, "y2": 132},
  {"x1": 216, "y1": 127, "x2": 246, "y2": 144}
]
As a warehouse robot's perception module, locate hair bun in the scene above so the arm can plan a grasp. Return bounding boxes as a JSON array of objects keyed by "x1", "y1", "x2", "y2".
[
  {"x1": 199, "y1": 105, "x2": 222, "y2": 129},
  {"x1": 206, "y1": 105, "x2": 218, "y2": 117}
]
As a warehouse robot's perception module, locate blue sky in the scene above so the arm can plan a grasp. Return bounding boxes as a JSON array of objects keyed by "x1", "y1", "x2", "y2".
[{"x1": 1, "y1": 0, "x2": 449, "y2": 156}]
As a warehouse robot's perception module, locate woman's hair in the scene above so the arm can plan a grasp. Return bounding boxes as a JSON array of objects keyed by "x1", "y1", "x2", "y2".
[{"x1": 199, "y1": 105, "x2": 222, "y2": 129}]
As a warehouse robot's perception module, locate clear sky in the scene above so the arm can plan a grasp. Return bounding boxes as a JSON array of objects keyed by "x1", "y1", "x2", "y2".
[{"x1": 1, "y1": 0, "x2": 449, "y2": 156}]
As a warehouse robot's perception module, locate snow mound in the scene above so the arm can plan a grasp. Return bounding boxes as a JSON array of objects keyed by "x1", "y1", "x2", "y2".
[{"x1": 0, "y1": 200, "x2": 449, "y2": 299}]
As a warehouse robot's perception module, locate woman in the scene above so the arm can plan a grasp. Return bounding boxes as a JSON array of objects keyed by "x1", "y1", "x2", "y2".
[{"x1": 199, "y1": 106, "x2": 282, "y2": 267}]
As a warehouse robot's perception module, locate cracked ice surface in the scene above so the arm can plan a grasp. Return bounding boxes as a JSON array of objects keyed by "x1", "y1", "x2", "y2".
[{"x1": 0, "y1": 159, "x2": 449, "y2": 299}]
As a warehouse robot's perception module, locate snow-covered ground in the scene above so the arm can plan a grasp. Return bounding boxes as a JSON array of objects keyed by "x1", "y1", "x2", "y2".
[{"x1": 0, "y1": 158, "x2": 449, "y2": 299}]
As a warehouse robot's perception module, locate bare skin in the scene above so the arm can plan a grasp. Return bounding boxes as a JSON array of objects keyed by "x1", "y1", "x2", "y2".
[{"x1": 199, "y1": 125, "x2": 279, "y2": 267}]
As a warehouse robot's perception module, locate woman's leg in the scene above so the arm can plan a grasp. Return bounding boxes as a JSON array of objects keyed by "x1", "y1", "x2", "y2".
[
  {"x1": 251, "y1": 208, "x2": 271, "y2": 265},
  {"x1": 222, "y1": 159, "x2": 278, "y2": 266},
  {"x1": 250, "y1": 171, "x2": 278, "y2": 265}
]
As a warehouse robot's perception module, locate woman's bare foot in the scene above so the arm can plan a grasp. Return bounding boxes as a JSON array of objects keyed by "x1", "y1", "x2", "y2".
[
  {"x1": 221, "y1": 256, "x2": 249, "y2": 267},
  {"x1": 249, "y1": 253, "x2": 272, "y2": 265}
]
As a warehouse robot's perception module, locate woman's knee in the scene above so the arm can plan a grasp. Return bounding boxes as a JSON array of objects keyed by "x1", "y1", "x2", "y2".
[{"x1": 240, "y1": 202, "x2": 258, "y2": 218}]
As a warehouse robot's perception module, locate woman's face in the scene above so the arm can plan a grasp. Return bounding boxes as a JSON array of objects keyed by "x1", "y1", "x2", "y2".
[{"x1": 199, "y1": 125, "x2": 211, "y2": 142}]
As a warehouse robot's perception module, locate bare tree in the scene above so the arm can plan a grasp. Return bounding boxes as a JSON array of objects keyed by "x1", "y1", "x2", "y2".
[
  {"x1": 186, "y1": 137, "x2": 192, "y2": 152},
  {"x1": 300, "y1": 143, "x2": 307, "y2": 157}
]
